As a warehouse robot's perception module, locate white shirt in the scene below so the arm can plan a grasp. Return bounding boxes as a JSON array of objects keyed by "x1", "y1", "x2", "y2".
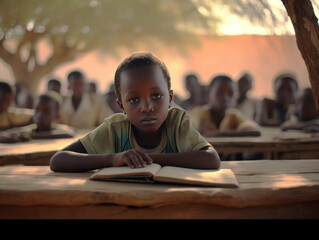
[{"x1": 60, "y1": 93, "x2": 113, "y2": 129}]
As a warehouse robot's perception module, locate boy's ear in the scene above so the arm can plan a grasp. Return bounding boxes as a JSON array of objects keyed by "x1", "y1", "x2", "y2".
[
  {"x1": 116, "y1": 98, "x2": 125, "y2": 113},
  {"x1": 169, "y1": 90, "x2": 174, "y2": 107}
]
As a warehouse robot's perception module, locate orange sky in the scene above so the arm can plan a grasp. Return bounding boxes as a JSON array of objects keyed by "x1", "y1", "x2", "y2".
[{"x1": 0, "y1": 34, "x2": 310, "y2": 100}]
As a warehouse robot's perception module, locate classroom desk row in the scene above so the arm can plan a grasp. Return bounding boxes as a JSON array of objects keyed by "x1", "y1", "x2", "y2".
[
  {"x1": 208, "y1": 127, "x2": 319, "y2": 160},
  {"x1": 1, "y1": 127, "x2": 319, "y2": 166},
  {"x1": 0, "y1": 159, "x2": 318, "y2": 219}
]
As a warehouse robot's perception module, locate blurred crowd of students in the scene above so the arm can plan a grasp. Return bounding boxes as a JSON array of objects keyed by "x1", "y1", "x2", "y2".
[
  {"x1": 1, "y1": 69, "x2": 319, "y2": 149},
  {"x1": 177, "y1": 72, "x2": 319, "y2": 136}
]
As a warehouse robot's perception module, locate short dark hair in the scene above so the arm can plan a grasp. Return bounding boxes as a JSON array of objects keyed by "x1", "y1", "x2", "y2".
[
  {"x1": 114, "y1": 52, "x2": 171, "y2": 102},
  {"x1": 67, "y1": 70, "x2": 84, "y2": 82},
  {"x1": 48, "y1": 79, "x2": 61, "y2": 87},
  {"x1": 209, "y1": 74, "x2": 234, "y2": 91},
  {"x1": 37, "y1": 92, "x2": 62, "y2": 113},
  {"x1": 0, "y1": 81, "x2": 14, "y2": 95},
  {"x1": 274, "y1": 73, "x2": 298, "y2": 91}
]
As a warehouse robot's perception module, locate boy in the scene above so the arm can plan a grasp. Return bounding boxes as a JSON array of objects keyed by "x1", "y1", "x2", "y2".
[
  {"x1": 50, "y1": 52, "x2": 220, "y2": 172},
  {"x1": 281, "y1": 88, "x2": 319, "y2": 132},
  {"x1": 180, "y1": 73, "x2": 206, "y2": 110},
  {"x1": 30, "y1": 91, "x2": 76, "y2": 139},
  {"x1": 233, "y1": 72, "x2": 258, "y2": 121},
  {"x1": 256, "y1": 73, "x2": 298, "y2": 126},
  {"x1": 0, "y1": 91, "x2": 75, "y2": 143},
  {"x1": 60, "y1": 70, "x2": 113, "y2": 129},
  {"x1": 47, "y1": 79, "x2": 62, "y2": 94},
  {"x1": 189, "y1": 75, "x2": 260, "y2": 137},
  {"x1": 0, "y1": 81, "x2": 34, "y2": 130}
]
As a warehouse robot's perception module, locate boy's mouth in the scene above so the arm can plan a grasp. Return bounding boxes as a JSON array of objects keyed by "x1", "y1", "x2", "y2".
[{"x1": 141, "y1": 116, "x2": 157, "y2": 125}]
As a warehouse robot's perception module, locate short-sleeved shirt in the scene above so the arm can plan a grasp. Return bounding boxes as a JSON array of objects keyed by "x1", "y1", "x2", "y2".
[
  {"x1": 188, "y1": 105, "x2": 259, "y2": 132},
  {"x1": 0, "y1": 107, "x2": 34, "y2": 129},
  {"x1": 80, "y1": 107, "x2": 212, "y2": 154}
]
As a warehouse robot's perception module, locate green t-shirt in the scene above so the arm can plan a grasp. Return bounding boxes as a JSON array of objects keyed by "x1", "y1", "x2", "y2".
[{"x1": 80, "y1": 107, "x2": 212, "y2": 154}]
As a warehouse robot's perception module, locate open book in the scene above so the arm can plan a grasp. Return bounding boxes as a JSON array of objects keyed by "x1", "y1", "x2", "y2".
[{"x1": 90, "y1": 164, "x2": 239, "y2": 188}]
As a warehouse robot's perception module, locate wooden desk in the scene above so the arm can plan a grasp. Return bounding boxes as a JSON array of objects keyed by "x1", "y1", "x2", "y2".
[
  {"x1": 1, "y1": 159, "x2": 319, "y2": 219},
  {"x1": 0, "y1": 130, "x2": 89, "y2": 166},
  {"x1": 208, "y1": 127, "x2": 319, "y2": 160},
  {"x1": 1, "y1": 127, "x2": 319, "y2": 166}
]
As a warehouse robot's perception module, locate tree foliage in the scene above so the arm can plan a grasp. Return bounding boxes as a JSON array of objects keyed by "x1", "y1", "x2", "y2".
[
  {"x1": 0, "y1": 0, "x2": 315, "y2": 93},
  {"x1": 0, "y1": 0, "x2": 212, "y2": 93}
]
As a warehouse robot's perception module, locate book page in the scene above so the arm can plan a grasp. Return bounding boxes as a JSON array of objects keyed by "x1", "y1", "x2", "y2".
[
  {"x1": 90, "y1": 163, "x2": 162, "y2": 180},
  {"x1": 154, "y1": 166, "x2": 239, "y2": 188}
]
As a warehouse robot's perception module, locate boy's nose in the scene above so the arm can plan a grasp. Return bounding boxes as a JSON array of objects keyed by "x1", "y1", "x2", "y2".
[{"x1": 141, "y1": 99, "x2": 154, "y2": 112}]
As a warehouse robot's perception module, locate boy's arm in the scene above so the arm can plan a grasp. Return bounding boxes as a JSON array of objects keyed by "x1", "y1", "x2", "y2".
[
  {"x1": 50, "y1": 140, "x2": 153, "y2": 172},
  {"x1": 148, "y1": 146, "x2": 220, "y2": 170},
  {"x1": 50, "y1": 140, "x2": 114, "y2": 172}
]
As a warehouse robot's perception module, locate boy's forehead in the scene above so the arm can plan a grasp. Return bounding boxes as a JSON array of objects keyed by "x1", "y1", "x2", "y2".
[
  {"x1": 213, "y1": 80, "x2": 234, "y2": 90},
  {"x1": 120, "y1": 65, "x2": 166, "y2": 88}
]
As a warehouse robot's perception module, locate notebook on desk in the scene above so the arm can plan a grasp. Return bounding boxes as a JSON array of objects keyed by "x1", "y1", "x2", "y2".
[{"x1": 90, "y1": 163, "x2": 239, "y2": 188}]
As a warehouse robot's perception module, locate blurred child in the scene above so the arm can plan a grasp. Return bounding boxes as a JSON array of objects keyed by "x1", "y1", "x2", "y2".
[
  {"x1": 14, "y1": 82, "x2": 34, "y2": 109},
  {"x1": 0, "y1": 81, "x2": 33, "y2": 131},
  {"x1": 233, "y1": 72, "x2": 258, "y2": 121},
  {"x1": 47, "y1": 79, "x2": 62, "y2": 94},
  {"x1": 180, "y1": 73, "x2": 204, "y2": 110},
  {"x1": 190, "y1": 75, "x2": 261, "y2": 137},
  {"x1": 88, "y1": 81, "x2": 97, "y2": 94},
  {"x1": 0, "y1": 91, "x2": 76, "y2": 143},
  {"x1": 60, "y1": 70, "x2": 113, "y2": 129},
  {"x1": 281, "y1": 87, "x2": 319, "y2": 132},
  {"x1": 103, "y1": 83, "x2": 122, "y2": 113},
  {"x1": 50, "y1": 52, "x2": 220, "y2": 172},
  {"x1": 256, "y1": 73, "x2": 298, "y2": 126}
]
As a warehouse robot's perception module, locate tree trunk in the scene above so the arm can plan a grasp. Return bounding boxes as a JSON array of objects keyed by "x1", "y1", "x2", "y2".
[{"x1": 282, "y1": 0, "x2": 319, "y2": 109}]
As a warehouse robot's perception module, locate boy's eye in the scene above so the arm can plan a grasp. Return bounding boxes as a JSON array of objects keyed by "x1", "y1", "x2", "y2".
[
  {"x1": 129, "y1": 98, "x2": 139, "y2": 104},
  {"x1": 152, "y1": 93, "x2": 162, "y2": 100}
]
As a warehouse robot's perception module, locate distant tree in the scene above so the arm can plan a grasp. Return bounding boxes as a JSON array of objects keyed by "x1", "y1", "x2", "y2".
[
  {"x1": 1, "y1": 0, "x2": 319, "y2": 105},
  {"x1": 0, "y1": 0, "x2": 212, "y2": 94}
]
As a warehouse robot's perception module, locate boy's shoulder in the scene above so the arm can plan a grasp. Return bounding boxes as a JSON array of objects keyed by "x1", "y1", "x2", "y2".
[
  {"x1": 166, "y1": 107, "x2": 187, "y2": 121},
  {"x1": 103, "y1": 112, "x2": 129, "y2": 126}
]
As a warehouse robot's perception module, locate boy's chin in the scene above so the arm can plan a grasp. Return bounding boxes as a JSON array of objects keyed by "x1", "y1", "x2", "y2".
[{"x1": 134, "y1": 122, "x2": 162, "y2": 134}]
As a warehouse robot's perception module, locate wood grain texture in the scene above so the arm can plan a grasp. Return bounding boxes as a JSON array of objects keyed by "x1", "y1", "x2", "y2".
[{"x1": 0, "y1": 160, "x2": 319, "y2": 218}]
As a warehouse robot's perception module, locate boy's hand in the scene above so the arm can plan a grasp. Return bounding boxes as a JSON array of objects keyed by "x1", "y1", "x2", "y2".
[{"x1": 112, "y1": 149, "x2": 153, "y2": 168}]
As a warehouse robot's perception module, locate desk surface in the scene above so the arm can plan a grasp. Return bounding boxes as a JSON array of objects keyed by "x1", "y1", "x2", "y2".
[
  {"x1": 1, "y1": 127, "x2": 319, "y2": 165},
  {"x1": 1, "y1": 159, "x2": 319, "y2": 219}
]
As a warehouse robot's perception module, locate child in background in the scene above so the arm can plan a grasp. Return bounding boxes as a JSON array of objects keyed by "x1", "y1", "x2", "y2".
[
  {"x1": 189, "y1": 75, "x2": 260, "y2": 137},
  {"x1": 180, "y1": 73, "x2": 205, "y2": 111},
  {"x1": 60, "y1": 70, "x2": 113, "y2": 129},
  {"x1": 47, "y1": 79, "x2": 62, "y2": 94},
  {"x1": 0, "y1": 91, "x2": 76, "y2": 143},
  {"x1": 256, "y1": 73, "x2": 298, "y2": 126},
  {"x1": 50, "y1": 52, "x2": 220, "y2": 172},
  {"x1": 233, "y1": 72, "x2": 258, "y2": 121},
  {"x1": 0, "y1": 81, "x2": 34, "y2": 131},
  {"x1": 281, "y1": 88, "x2": 319, "y2": 132}
]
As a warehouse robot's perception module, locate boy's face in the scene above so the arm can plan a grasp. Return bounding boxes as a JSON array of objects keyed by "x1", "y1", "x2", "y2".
[
  {"x1": 118, "y1": 65, "x2": 173, "y2": 135},
  {"x1": 0, "y1": 92, "x2": 13, "y2": 113},
  {"x1": 68, "y1": 77, "x2": 85, "y2": 98},
  {"x1": 238, "y1": 77, "x2": 252, "y2": 97},
  {"x1": 48, "y1": 83, "x2": 61, "y2": 93},
  {"x1": 209, "y1": 81, "x2": 234, "y2": 111},
  {"x1": 275, "y1": 79, "x2": 297, "y2": 107},
  {"x1": 33, "y1": 100, "x2": 58, "y2": 130}
]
